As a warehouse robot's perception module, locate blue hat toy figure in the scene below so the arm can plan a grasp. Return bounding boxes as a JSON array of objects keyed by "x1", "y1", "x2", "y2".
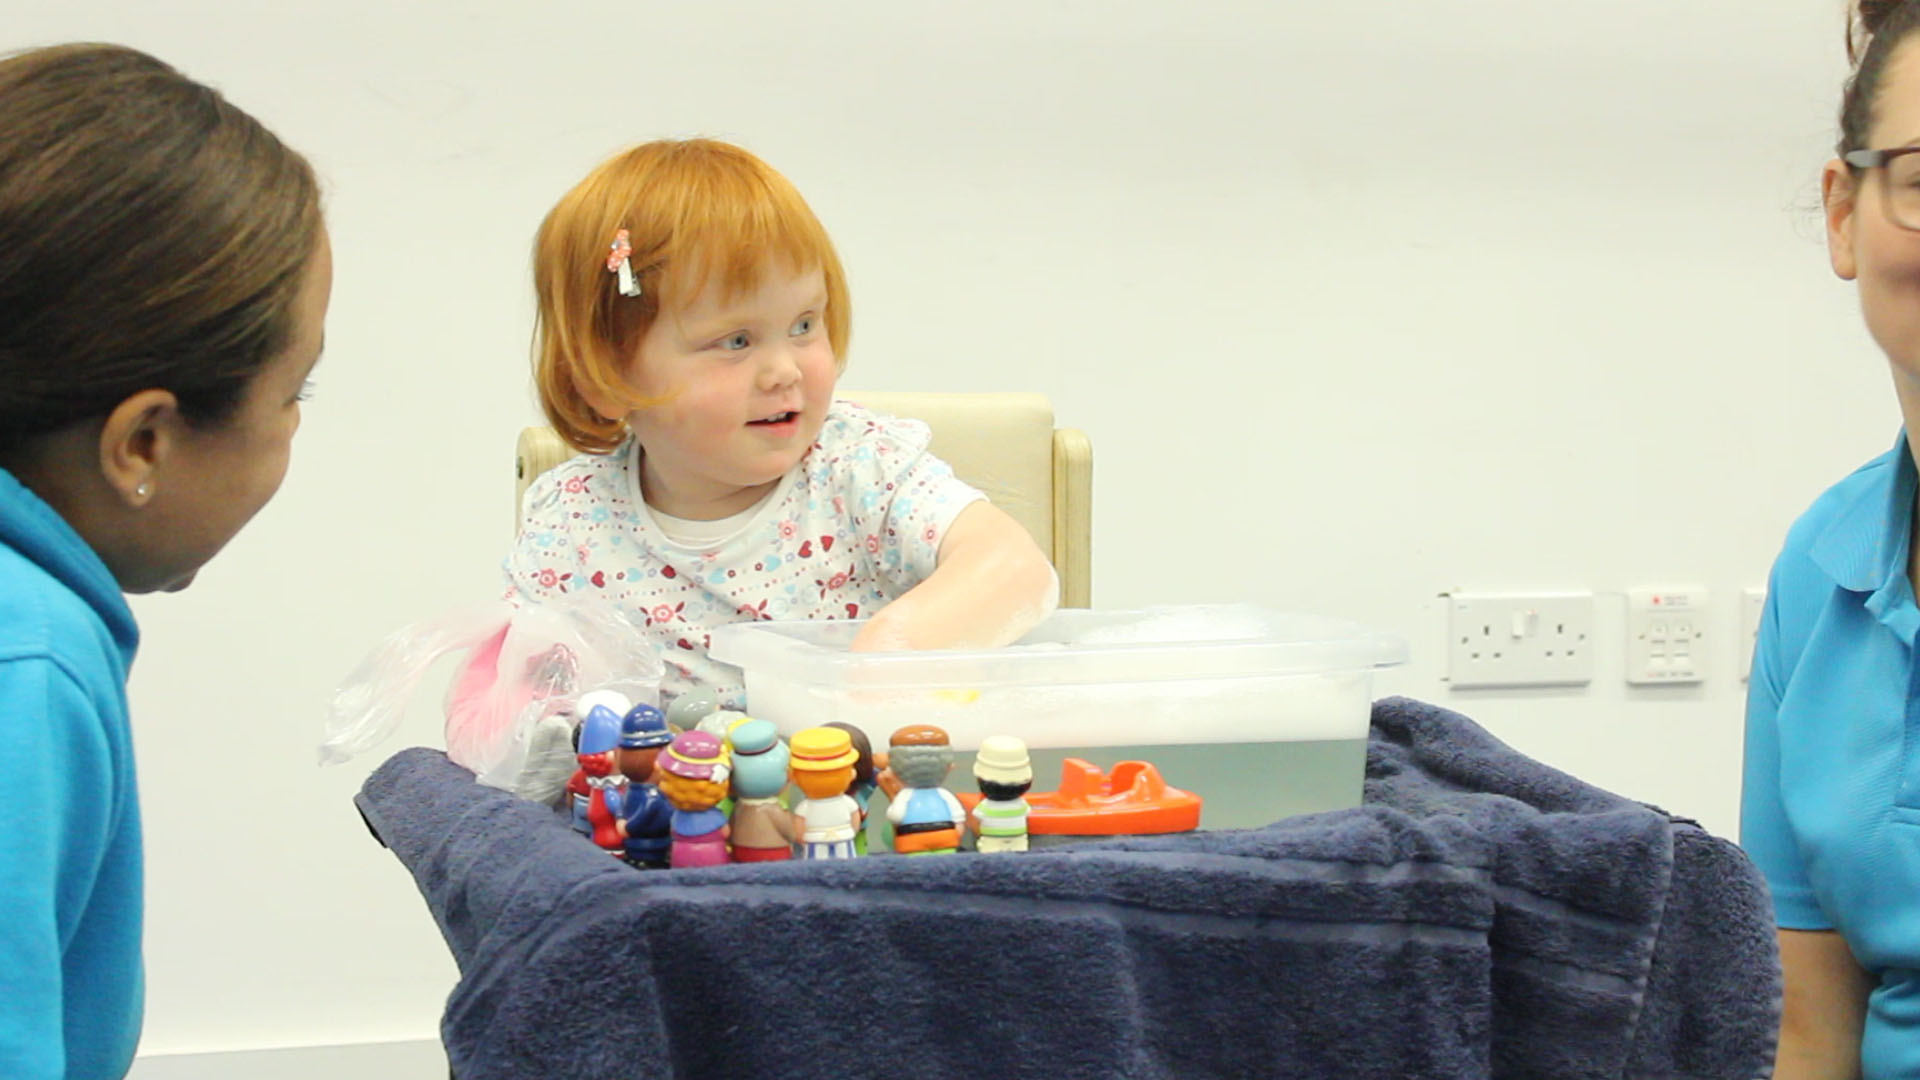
[
  {"x1": 610, "y1": 702, "x2": 674, "y2": 869},
  {"x1": 620, "y1": 703, "x2": 673, "y2": 749}
]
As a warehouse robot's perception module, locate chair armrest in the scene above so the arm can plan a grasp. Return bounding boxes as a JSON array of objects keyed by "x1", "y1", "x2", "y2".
[
  {"x1": 514, "y1": 426, "x2": 574, "y2": 534},
  {"x1": 1052, "y1": 427, "x2": 1092, "y2": 608}
]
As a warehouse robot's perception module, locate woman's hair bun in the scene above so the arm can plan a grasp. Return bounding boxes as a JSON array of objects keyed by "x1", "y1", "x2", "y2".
[
  {"x1": 1863, "y1": 0, "x2": 1908, "y2": 35},
  {"x1": 1858, "y1": 0, "x2": 1911, "y2": 58}
]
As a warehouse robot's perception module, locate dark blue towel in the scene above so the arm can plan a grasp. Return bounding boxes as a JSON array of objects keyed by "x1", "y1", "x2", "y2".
[{"x1": 355, "y1": 696, "x2": 1778, "y2": 1080}]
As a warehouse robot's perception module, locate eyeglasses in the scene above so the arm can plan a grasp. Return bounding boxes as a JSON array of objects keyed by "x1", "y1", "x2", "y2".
[{"x1": 1845, "y1": 147, "x2": 1920, "y2": 230}]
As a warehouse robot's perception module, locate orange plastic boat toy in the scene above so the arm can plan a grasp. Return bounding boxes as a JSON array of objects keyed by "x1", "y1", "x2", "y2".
[{"x1": 960, "y1": 757, "x2": 1202, "y2": 836}]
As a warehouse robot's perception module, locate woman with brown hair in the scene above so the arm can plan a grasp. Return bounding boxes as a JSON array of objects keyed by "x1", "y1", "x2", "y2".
[
  {"x1": 1742, "y1": 1, "x2": 1920, "y2": 1075},
  {"x1": 0, "y1": 43, "x2": 329, "y2": 1080}
]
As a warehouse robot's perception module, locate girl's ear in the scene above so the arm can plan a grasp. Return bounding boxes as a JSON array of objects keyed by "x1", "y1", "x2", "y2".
[
  {"x1": 1824, "y1": 158, "x2": 1862, "y2": 282},
  {"x1": 569, "y1": 353, "x2": 636, "y2": 424},
  {"x1": 578, "y1": 384, "x2": 627, "y2": 424},
  {"x1": 97, "y1": 389, "x2": 180, "y2": 507}
]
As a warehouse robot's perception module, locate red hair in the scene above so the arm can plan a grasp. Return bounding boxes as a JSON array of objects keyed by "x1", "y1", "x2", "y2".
[{"x1": 532, "y1": 139, "x2": 852, "y2": 454}]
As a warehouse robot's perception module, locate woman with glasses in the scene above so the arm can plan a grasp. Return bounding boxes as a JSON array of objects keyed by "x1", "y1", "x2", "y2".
[{"x1": 1743, "y1": 2, "x2": 1920, "y2": 1075}]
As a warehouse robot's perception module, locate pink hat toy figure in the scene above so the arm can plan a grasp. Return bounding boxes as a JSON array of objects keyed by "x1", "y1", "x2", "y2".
[{"x1": 656, "y1": 731, "x2": 732, "y2": 868}]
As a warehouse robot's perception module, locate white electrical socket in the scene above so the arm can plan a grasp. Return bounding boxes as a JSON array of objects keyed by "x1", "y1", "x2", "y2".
[
  {"x1": 1626, "y1": 586, "x2": 1708, "y2": 685},
  {"x1": 1740, "y1": 587, "x2": 1766, "y2": 682},
  {"x1": 1446, "y1": 591, "x2": 1594, "y2": 689}
]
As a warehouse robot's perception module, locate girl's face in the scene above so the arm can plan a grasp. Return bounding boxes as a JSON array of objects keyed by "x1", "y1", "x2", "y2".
[
  {"x1": 122, "y1": 231, "x2": 333, "y2": 592},
  {"x1": 624, "y1": 259, "x2": 838, "y2": 520},
  {"x1": 1829, "y1": 41, "x2": 1920, "y2": 385}
]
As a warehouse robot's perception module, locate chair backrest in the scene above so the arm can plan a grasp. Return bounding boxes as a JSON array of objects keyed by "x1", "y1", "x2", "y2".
[{"x1": 515, "y1": 391, "x2": 1091, "y2": 606}]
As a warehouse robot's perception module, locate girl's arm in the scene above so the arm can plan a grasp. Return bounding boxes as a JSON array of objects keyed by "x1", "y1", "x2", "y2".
[
  {"x1": 851, "y1": 501, "x2": 1057, "y2": 652},
  {"x1": 1774, "y1": 928, "x2": 1871, "y2": 1079}
]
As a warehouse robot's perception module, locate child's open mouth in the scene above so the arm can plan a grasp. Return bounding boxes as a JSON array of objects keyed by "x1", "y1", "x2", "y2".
[{"x1": 749, "y1": 411, "x2": 798, "y2": 427}]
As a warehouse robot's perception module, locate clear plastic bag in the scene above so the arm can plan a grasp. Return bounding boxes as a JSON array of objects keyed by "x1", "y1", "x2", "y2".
[
  {"x1": 470, "y1": 676, "x2": 659, "y2": 804},
  {"x1": 319, "y1": 598, "x2": 663, "y2": 801}
]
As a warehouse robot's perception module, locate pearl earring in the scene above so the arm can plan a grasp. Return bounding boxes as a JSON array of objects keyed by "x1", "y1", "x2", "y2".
[{"x1": 135, "y1": 482, "x2": 150, "y2": 498}]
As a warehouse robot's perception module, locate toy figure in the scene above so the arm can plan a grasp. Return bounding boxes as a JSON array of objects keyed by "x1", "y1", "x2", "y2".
[
  {"x1": 576, "y1": 688, "x2": 634, "y2": 726},
  {"x1": 690, "y1": 711, "x2": 751, "y2": 816},
  {"x1": 967, "y1": 735, "x2": 1033, "y2": 853},
  {"x1": 514, "y1": 701, "x2": 581, "y2": 807},
  {"x1": 656, "y1": 731, "x2": 732, "y2": 868},
  {"x1": 824, "y1": 721, "x2": 877, "y2": 854},
  {"x1": 878, "y1": 724, "x2": 965, "y2": 856},
  {"x1": 574, "y1": 704, "x2": 630, "y2": 856},
  {"x1": 697, "y1": 709, "x2": 750, "y2": 738},
  {"x1": 617, "y1": 703, "x2": 673, "y2": 782},
  {"x1": 958, "y1": 758, "x2": 1203, "y2": 839},
  {"x1": 664, "y1": 688, "x2": 720, "y2": 733},
  {"x1": 607, "y1": 703, "x2": 675, "y2": 868},
  {"x1": 565, "y1": 769, "x2": 591, "y2": 835},
  {"x1": 788, "y1": 727, "x2": 863, "y2": 860},
  {"x1": 565, "y1": 688, "x2": 633, "y2": 835},
  {"x1": 727, "y1": 719, "x2": 797, "y2": 862}
]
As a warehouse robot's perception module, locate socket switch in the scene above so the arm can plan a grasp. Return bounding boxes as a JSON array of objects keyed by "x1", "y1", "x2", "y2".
[
  {"x1": 1447, "y1": 591, "x2": 1594, "y2": 689},
  {"x1": 1627, "y1": 586, "x2": 1708, "y2": 685}
]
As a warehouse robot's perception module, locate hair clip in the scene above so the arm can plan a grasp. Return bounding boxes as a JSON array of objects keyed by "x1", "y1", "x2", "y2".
[{"x1": 606, "y1": 228, "x2": 641, "y2": 297}]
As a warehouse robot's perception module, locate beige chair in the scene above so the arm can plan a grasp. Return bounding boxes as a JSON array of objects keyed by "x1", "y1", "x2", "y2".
[{"x1": 514, "y1": 392, "x2": 1092, "y2": 606}]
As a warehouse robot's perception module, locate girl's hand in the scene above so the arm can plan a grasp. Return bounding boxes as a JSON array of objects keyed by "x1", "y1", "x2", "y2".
[{"x1": 851, "y1": 502, "x2": 1057, "y2": 653}]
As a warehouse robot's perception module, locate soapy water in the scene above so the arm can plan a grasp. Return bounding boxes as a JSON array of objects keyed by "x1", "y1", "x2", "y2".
[
  {"x1": 1057, "y1": 606, "x2": 1280, "y2": 647},
  {"x1": 718, "y1": 603, "x2": 1397, "y2": 841},
  {"x1": 745, "y1": 669, "x2": 1373, "y2": 752},
  {"x1": 856, "y1": 737, "x2": 1369, "y2": 851}
]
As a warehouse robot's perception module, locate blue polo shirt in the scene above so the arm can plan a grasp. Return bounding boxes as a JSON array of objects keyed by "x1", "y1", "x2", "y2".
[
  {"x1": 1743, "y1": 431, "x2": 1920, "y2": 1075},
  {"x1": 0, "y1": 467, "x2": 143, "y2": 1080}
]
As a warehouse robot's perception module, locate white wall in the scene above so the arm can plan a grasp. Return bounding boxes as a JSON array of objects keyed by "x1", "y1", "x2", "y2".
[{"x1": 4, "y1": 0, "x2": 1883, "y2": 1068}]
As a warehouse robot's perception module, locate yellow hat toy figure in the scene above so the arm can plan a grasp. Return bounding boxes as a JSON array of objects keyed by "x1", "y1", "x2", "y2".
[{"x1": 788, "y1": 727, "x2": 863, "y2": 860}]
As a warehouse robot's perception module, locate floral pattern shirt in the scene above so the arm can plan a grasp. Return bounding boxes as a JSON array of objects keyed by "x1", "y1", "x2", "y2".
[{"x1": 505, "y1": 401, "x2": 986, "y2": 706}]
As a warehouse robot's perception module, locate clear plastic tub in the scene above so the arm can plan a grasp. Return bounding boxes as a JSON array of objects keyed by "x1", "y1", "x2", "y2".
[{"x1": 708, "y1": 604, "x2": 1408, "y2": 832}]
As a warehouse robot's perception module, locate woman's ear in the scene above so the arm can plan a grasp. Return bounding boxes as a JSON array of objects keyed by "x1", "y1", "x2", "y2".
[
  {"x1": 97, "y1": 389, "x2": 179, "y2": 507},
  {"x1": 1825, "y1": 158, "x2": 1862, "y2": 281}
]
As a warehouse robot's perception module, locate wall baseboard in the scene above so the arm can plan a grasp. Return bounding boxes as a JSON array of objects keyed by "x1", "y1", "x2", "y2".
[{"x1": 128, "y1": 1038, "x2": 445, "y2": 1079}]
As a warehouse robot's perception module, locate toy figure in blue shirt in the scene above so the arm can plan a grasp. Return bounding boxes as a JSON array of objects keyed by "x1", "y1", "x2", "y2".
[
  {"x1": 880, "y1": 725, "x2": 965, "y2": 856},
  {"x1": 610, "y1": 704, "x2": 674, "y2": 868}
]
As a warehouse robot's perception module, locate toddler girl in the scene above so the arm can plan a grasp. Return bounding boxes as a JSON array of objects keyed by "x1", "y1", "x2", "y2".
[{"x1": 505, "y1": 138, "x2": 1057, "y2": 709}]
